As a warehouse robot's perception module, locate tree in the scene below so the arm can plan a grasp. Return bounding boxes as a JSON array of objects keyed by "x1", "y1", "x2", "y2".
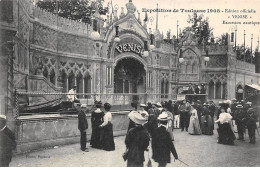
[
  {"x1": 187, "y1": 13, "x2": 213, "y2": 45},
  {"x1": 36, "y1": 0, "x2": 107, "y2": 24}
]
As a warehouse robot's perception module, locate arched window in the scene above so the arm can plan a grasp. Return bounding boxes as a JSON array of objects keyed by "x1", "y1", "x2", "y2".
[
  {"x1": 60, "y1": 70, "x2": 67, "y2": 93},
  {"x1": 208, "y1": 81, "x2": 214, "y2": 99},
  {"x1": 84, "y1": 74, "x2": 92, "y2": 98},
  {"x1": 49, "y1": 69, "x2": 55, "y2": 85},
  {"x1": 161, "y1": 79, "x2": 165, "y2": 98},
  {"x1": 76, "y1": 72, "x2": 83, "y2": 98},
  {"x1": 215, "y1": 81, "x2": 221, "y2": 99},
  {"x1": 222, "y1": 83, "x2": 227, "y2": 99},
  {"x1": 165, "y1": 80, "x2": 169, "y2": 99},
  {"x1": 43, "y1": 67, "x2": 48, "y2": 79},
  {"x1": 68, "y1": 72, "x2": 75, "y2": 91}
]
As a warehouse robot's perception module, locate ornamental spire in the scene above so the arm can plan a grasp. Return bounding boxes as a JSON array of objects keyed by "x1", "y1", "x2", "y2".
[{"x1": 126, "y1": 0, "x2": 136, "y2": 14}]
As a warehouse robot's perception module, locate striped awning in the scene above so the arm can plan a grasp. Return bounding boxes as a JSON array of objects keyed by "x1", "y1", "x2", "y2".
[{"x1": 246, "y1": 84, "x2": 260, "y2": 91}]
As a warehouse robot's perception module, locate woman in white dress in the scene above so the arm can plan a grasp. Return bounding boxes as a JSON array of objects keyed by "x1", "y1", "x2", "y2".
[
  {"x1": 188, "y1": 107, "x2": 201, "y2": 135},
  {"x1": 99, "y1": 103, "x2": 115, "y2": 151}
]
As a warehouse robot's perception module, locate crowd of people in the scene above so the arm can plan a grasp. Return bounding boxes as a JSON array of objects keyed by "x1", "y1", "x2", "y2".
[
  {"x1": 123, "y1": 98, "x2": 259, "y2": 167},
  {"x1": 75, "y1": 96, "x2": 259, "y2": 167}
]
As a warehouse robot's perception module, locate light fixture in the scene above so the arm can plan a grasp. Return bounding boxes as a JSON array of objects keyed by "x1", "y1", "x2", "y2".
[
  {"x1": 204, "y1": 50, "x2": 210, "y2": 62},
  {"x1": 90, "y1": 19, "x2": 100, "y2": 40},
  {"x1": 149, "y1": 34, "x2": 155, "y2": 50},
  {"x1": 142, "y1": 41, "x2": 149, "y2": 57},
  {"x1": 114, "y1": 25, "x2": 120, "y2": 42},
  {"x1": 179, "y1": 49, "x2": 184, "y2": 63},
  {"x1": 179, "y1": 58, "x2": 185, "y2": 63}
]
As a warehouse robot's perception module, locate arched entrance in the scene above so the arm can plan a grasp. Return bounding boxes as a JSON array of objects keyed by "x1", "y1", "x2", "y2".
[{"x1": 114, "y1": 57, "x2": 146, "y2": 96}]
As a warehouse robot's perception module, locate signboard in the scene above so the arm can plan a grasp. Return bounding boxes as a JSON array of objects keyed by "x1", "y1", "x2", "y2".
[
  {"x1": 115, "y1": 43, "x2": 144, "y2": 56},
  {"x1": 177, "y1": 94, "x2": 186, "y2": 101}
]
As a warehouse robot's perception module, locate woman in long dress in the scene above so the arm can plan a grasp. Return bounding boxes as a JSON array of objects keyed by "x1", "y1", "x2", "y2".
[
  {"x1": 188, "y1": 107, "x2": 201, "y2": 135},
  {"x1": 164, "y1": 103, "x2": 174, "y2": 140},
  {"x1": 90, "y1": 101, "x2": 104, "y2": 149},
  {"x1": 201, "y1": 104, "x2": 213, "y2": 135},
  {"x1": 215, "y1": 107, "x2": 235, "y2": 145},
  {"x1": 99, "y1": 103, "x2": 115, "y2": 151}
]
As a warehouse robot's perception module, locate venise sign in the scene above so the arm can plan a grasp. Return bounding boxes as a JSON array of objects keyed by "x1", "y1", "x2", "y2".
[{"x1": 115, "y1": 43, "x2": 144, "y2": 56}]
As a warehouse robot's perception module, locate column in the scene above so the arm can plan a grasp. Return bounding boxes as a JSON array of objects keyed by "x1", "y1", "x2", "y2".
[
  {"x1": 83, "y1": 78, "x2": 85, "y2": 98},
  {"x1": 122, "y1": 79, "x2": 125, "y2": 93},
  {"x1": 66, "y1": 77, "x2": 69, "y2": 92},
  {"x1": 220, "y1": 83, "x2": 223, "y2": 99},
  {"x1": 129, "y1": 81, "x2": 131, "y2": 93},
  {"x1": 213, "y1": 82, "x2": 216, "y2": 99}
]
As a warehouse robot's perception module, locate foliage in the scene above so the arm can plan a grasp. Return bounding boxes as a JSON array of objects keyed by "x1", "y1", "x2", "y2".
[
  {"x1": 187, "y1": 13, "x2": 213, "y2": 45},
  {"x1": 36, "y1": 0, "x2": 107, "y2": 24}
]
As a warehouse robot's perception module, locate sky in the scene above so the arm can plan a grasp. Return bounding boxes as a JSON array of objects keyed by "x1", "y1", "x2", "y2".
[{"x1": 104, "y1": 0, "x2": 260, "y2": 50}]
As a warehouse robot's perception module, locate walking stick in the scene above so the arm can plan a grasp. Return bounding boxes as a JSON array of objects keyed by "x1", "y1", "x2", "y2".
[{"x1": 177, "y1": 159, "x2": 189, "y2": 166}]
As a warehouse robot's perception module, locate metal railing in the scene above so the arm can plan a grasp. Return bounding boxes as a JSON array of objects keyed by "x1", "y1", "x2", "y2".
[{"x1": 15, "y1": 91, "x2": 166, "y2": 115}]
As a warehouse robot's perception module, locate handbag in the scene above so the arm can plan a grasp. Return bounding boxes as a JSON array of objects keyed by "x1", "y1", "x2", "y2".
[{"x1": 122, "y1": 149, "x2": 128, "y2": 161}]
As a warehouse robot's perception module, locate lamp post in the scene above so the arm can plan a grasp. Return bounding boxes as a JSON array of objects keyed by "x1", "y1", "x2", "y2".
[
  {"x1": 114, "y1": 25, "x2": 120, "y2": 42},
  {"x1": 176, "y1": 49, "x2": 184, "y2": 97}
]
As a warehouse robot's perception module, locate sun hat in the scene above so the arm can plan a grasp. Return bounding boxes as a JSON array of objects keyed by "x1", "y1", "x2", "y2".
[
  {"x1": 156, "y1": 102, "x2": 162, "y2": 107},
  {"x1": 140, "y1": 104, "x2": 146, "y2": 107},
  {"x1": 81, "y1": 104, "x2": 87, "y2": 108},
  {"x1": 0, "y1": 115, "x2": 6, "y2": 119},
  {"x1": 236, "y1": 104, "x2": 243, "y2": 108},
  {"x1": 158, "y1": 112, "x2": 168, "y2": 121},
  {"x1": 128, "y1": 111, "x2": 147, "y2": 125}
]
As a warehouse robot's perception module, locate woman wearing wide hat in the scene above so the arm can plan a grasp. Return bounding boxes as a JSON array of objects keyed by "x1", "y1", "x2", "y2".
[
  {"x1": 152, "y1": 112, "x2": 178, "y2": 167},
  {"x1": 99, "y1": 103, "x2": 115, "y2": 151},
  {"x1": 90, "y1": 101, "x2": 104, "y2": 149},
  {"x1": 215, "y1": 107, "x2": 236, "y2": 145},
  {"x1": 125, "y1": 111, "x2": 150, "y2": 167}
]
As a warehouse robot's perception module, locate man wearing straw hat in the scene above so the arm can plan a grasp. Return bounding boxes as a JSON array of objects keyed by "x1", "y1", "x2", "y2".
[
  {"x1": 76, "y1": 103, "x2": 89, "y2": 152},
  {"x1": 125, "y1": 111, "x2": 150, "y2": 167},
  {"x1": 234, "y1": 104, "x2": 246, "y2": 140},
  {"x1": 151, "y1": 112, "x2": 178, "y2": 167},
  {"x1": 0, "y1": 115, "x2": 16, "y2": 167}
]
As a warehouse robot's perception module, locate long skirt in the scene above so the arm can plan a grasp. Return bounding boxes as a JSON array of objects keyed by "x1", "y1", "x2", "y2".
[
  {"x1": 90, "y1": 126, "x2": 102, "y2": 148},
  {"x1": 100, "y1": 122, "x2": 115, "y2": 151},
  {"x1": 217, "y1": 123, "x2": 236, "y2": 145},
  {"x1": 188, "y1": 118, "x2": 201, "y2": 135},
  {"x1": 201, "y1": 115, "x2": 213, "y2": 135}
]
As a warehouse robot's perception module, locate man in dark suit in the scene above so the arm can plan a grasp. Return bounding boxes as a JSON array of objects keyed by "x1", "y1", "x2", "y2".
[
  {"x1": 152, "y1": 112, "x2": 178, "y2": 167},
  {"x1": 77, "y1": 104, "x2": 89, "y2": 152},
  {"x1": 0, "y1": 115, "x2": 16, "y2": 167}
]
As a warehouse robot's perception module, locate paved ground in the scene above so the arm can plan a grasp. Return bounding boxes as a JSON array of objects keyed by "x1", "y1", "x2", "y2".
[{"x1": 10, "y1": 127, "x2": 260, "y2": 167}]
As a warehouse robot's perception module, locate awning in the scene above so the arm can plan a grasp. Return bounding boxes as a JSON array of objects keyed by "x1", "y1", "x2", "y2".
[{"x1": 246, "y1": 84, "x2": 260, "y2": 91}]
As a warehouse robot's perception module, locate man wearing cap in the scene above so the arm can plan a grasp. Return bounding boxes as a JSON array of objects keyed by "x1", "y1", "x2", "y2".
[
  {"x1": 234, "y1": 104, "x2": 246, "y2": 140},
  {"x1": 0, "y1": 115, "x2": 16, "y2": 167},
  {"x1": 152, "y1": 112, "x2": 178, "y2": 167},
  {"x1": 76, "y1": 104, "x2": 89, "y2": 152},
  {"x1": 67, "y1": 85, "x2": 80, "y2": 103},
  {"x1": 139, "y1": 104, "x2": 149, "y2": 120},
  {"x1": 125, "y1": 111, "x2": 150, "y2": 167},
  {"x1": 245, "y1": 108, "x2": 258, "y2": 144},
  {"x1": 179, "y1": 100, "x2": 191, "y2": 132}
]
